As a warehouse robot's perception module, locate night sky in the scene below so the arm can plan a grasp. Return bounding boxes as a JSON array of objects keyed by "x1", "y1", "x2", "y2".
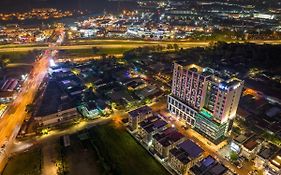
[{"x1": 0, "y1": 0, "x2": 136, "y2": 13}]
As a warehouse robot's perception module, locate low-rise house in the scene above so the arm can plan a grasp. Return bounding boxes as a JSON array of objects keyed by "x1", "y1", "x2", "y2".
[
  {"x1": 0, "y1": 79, "x2": 20, "y2": 103},
  {"x1": 169, "y1": 140, "x2": 204, "y2": 175},
  {"x1": 230, "y1": 132, "x2": 255, "y2": 153},
  {"x1": 153, "y1": 128, "x2": 185, "y2": 159},
  {"x1": 189, "y1": 156, "x2": 233, "y2": 175},
  {"x1": 0, "y1": 79, "x2": 19, "y2": 92},
  {"x1": 128, "y1": 105, "x2": 153, "y2": 131},
  {"x1": 35, "y1": 106, "x2": 80, "y2": 128},
  {"x1": 78, "y1": 101, "x2": 101, "y2": 119},
  {"x1": 241, "y1": 137, "x2": 262, "y2": 160},
  {"x1": 254, "y1": 143, "x2": 279, "y2": 170},
  {"x1": 135, "y1": 85, "x2": 160, "y2": 100},
  {"x1": 268, "y1": 150, "x2": 281, "y2": 175},
  {"x1": 138, "y1": 116, "x2": 168, "y2": 145}
]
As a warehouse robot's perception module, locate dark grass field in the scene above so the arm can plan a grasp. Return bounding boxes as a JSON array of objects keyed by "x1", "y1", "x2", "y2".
[
  {"x1": 89, "y1": 123, "x2": 169, "y2": 175},
  {"x1": 3, "y1": 147, "x2": 41, "y2": 175}
]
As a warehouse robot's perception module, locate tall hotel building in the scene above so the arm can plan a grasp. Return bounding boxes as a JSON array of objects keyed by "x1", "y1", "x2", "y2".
[{"x1": 168, "y1": 63, "x2": 243, "y2": 142}]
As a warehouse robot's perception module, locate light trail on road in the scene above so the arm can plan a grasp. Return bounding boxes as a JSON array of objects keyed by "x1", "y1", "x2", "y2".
[
  {"x1": 0, "y1": 32, "x2": 65, "y2": 171},
  {"x1": 0, "y1": 39, "x2": 281, "y2": 53}
]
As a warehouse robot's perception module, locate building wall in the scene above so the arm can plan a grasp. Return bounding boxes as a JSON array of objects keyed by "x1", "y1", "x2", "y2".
[
  {"x1": 194, "y1": 112, "x2": 229, "y2": 141},
  {"x1": 153, "y1": 137, "x2": 185, "y2": 158},
  {"x1": 168, "y1": 150, "x2": 204, "y2": 175},
  {"x1": 36, "y1": 107, "x2": 80, "y2": 127},
  {"x1": 214, "y1": 81, "x2": 244, "y2": 123},
  {"x1": 171, "y1": 63, "x2": 208, "y2": 110},
  {"x1": 168, "y1": 95, "x2": 197, "y2": 126},
  {"x1": 168, "y1": 63, "x2": 244, "y2": 142},
  {"x1": 128, "y1": 111, "x2": 153, "y2": 131},
  {"x1": 241, "y1": 144, "x2": 261, "y2": 160},
  {"x1": 169, "y1": 154, "x2": 187, "y2": 175}
]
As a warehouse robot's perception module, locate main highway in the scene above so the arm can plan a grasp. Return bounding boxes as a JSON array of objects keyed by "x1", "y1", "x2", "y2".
[
  {"x1": 0, "y1": 50, "x2": 51, "y2": 169},
  {"x1": 0, "y1": 39, "x2": 281, "y2": 53},
  {"x1": 0, "y1": 32, "x2": 64, "y2": 171}
]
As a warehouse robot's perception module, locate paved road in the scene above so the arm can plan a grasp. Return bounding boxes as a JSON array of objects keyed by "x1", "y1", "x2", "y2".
[
  {"x1": 0, "y1": 32, "x2": 65, "y2": 172},
  {"x1": 0, "y1": 51, "x2": 49, "y2": 170},
  {"x1": 0, "y1": 42, "x2": 209, "y2": 53},
  {"x1": 1, "y1": 39, "x2": 281, "y2": 53}
]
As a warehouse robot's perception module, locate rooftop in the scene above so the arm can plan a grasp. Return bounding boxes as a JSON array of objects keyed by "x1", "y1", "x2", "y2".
[
  {"x1": 234, "y1": 133, "x2": 254, "y2": 144},
  {"x1": 243, "y1": 139, "x2": 259, "y2": 151},
  {"x1": 202, "y1": 156, "x2": 216, "y2": 168},
  {"x1": 271, "y1": 150, "x2": 281, "y2": 169},
  {"x1": 208, "y1": 163, "x2": 227, "y2": 175},
  {"x1": 153, "y1": 128, "x2": 184, "y2": 147},
  {"x1": 170, "y1": 147, "x2": 190, "y2": 164},
  {"x1": 258, "y1": 144, "x2": 279, "y2": 160},
  {"x1": 178, "y1": 140, "x2": 203, "y2": 158},
  {"x1": 128, "y1": 105, "x2": 152, "y2": 118}
]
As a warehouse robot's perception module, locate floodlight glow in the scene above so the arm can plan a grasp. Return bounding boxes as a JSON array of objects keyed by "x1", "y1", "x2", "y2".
[{"x1": 49, "y1": 59, "x2": 56, "y2": 67}]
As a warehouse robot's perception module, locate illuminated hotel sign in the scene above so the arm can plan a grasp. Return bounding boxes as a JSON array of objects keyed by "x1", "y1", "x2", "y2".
[{"x1": 219, "y1": 82, "x2": 228, "y2": 91}]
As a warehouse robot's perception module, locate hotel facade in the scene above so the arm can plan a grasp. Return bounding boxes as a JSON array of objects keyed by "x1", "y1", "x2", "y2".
[{"x1": 168, "y1": 63, "x2": 243, "y2": 142}]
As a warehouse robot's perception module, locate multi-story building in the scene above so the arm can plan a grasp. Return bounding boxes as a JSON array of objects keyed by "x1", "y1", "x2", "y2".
[
  {"x1": 189, "y1": 155, "x2": 233, "y2": 175},
  {"x1": 168, "y1": 140, "x2": 204, "y2": 175},
  {"x1": 128, "y1": 105, "x2": 153, "y2": 131},
  {"x1": 138, "y1": 116, "x2": 168, "y2": 145},
  {"x1": 35, "y1": 106, "x2": 80, "y2": 128},
  {"x1": 168, "y1": 63, "x2": 244, "y2": 142},
  {"x1": 153, "y1": 127, "x2": 185, "y2": 158}
]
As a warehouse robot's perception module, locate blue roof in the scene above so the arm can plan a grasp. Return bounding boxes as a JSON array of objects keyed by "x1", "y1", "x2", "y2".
[
  {"x1": 179, "y1": 140, "x2": 203, "y2": 158},
  {"x1": 209, "y1": 163, "x2": 227, "y2": 175},
  {"x1": 153, "y1": 120, "x2": 167, "y2": 128},
  {"x1": 202, "y1": 156, "x2": 215, "y2": 167}
]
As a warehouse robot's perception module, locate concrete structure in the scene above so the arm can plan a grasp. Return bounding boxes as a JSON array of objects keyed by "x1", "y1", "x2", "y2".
[
  {"x1": 77, "y1": 100, "x2": 108, "y2": 119},
  {"x1": 268, "y1": 150, "x2": 281, "y2": 175},
  {"x1": 153, "y1": 127, "x2": 185, "y2": 158},
  {"x1": 35, "y1": 107, "x2": 80, "y2": 128},
  {"x1": 254, "y1": 143, "x2": 279, "y2": 170},
  {"x1": 241, "y1": 137, "x2": 262, "y2": 160},
  {"x1": 138, "y1": 116, "x2": 168, "y2": 145},
  {"x1": 168, "y1": 140, "x2": 204, "y2": 175},
  {"x1": 128, "y1": 105, "x2": 153, "y2": 131},
  {"x1": 189, "y1": 156, "x2": 233, "y2": 175},
  {"x1": 168, "y1": 63, "x2": 243, "y2": 142}
]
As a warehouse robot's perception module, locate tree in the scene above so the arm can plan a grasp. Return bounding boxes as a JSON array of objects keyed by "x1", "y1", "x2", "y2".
[
  {"x1": 167, "y1": 44, "x2": 173, "y2": 50},
  {"x1": 229, "y1": 151, "x2": 238, "y2": 162},
  {"x1": 174, "y1": 44, "x2": 179, "y2": 51},
  {"x1": 0, "y1": 56, "x2": 10, "y2": 69},
  {"x1": 92, "y1": 47, "x2": 100, "y2": 54},
  {"x1": 145, "y1": 98, "x2": 152, "y2": 104},
  {"x1": 25, "y1": 104, "x2": 35, "y2": 114}
]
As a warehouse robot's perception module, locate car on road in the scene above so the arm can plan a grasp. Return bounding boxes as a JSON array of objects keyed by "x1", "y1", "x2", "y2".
[{"x1": 237, "y1": 163, "x2": 243, "y2": 169}]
